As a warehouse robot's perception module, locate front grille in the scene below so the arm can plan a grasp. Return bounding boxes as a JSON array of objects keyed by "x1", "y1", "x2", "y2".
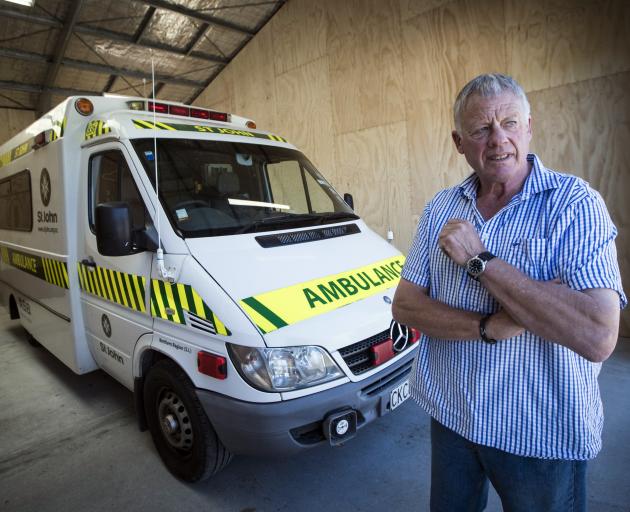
[{"x1": 339, "y1": 329, "x2": 391, "y2": 375}]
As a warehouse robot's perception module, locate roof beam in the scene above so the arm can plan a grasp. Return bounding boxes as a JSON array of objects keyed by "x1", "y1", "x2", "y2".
[
  {"x1": 103, "y1": 6, "x2": 155, "y2": 94},
  {"x1": 37, "y1": 0, "x2": 85, "y2": 115},
  {"x1": 0, "y1": 47, "x2": 206, "y2": 88},
  {"x1": 0, "y1": 80, "x2": 97, "y2": 97},
  {"x1": 137, "y1": 0, "x2": 254, "y2": 36},
  {"x1": 0, "y1": 8, "x2": 228, "y2": 65}
]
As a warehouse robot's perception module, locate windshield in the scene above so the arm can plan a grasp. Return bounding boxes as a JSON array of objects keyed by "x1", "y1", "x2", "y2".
[{"x1": 131, "y1": 138, "x2": 357, "y2": 237}]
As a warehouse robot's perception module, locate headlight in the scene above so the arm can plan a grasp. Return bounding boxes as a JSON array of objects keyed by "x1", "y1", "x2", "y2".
[{"x1": 228, "y1": 344, "x2": 344, "y2": 392}]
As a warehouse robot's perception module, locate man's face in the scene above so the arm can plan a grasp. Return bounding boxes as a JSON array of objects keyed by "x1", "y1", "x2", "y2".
[{"x1": 452, "y1": 92, "x2": 532, "y2": 184}]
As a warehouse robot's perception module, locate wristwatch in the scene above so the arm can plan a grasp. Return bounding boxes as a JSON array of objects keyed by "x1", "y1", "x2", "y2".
[{"x1": 466, "y1": 251, "x2": 495, "y2": 280}]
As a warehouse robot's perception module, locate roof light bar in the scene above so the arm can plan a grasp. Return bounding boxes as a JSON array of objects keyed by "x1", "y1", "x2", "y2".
[{"x1": 129, "y1": 100, "x2": 233, "y2": 125}]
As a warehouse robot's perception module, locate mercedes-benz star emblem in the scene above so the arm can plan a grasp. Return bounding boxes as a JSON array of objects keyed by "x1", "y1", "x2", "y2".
[
  {"x1": 40, "y1": 168, "x2": 51, "y2": 207},
  {"x1": 101, "y1": 314, "x2": 112, "y2": 338},
  {"x1": 390, "y1": 320, "x2": 410, "y2": 353}
]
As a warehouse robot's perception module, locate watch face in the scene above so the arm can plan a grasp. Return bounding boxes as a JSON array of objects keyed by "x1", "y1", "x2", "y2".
[{"x1": 467, "y1": 257, "x2": 484, "y2": 276}]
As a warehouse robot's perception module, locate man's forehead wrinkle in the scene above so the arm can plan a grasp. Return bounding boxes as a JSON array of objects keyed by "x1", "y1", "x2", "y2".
[{"x1": 464, "y1": 101, "x2": 524, "y2": 125}]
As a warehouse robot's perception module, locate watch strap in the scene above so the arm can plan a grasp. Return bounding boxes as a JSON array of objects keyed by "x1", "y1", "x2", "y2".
[
  {"x1": 477, "y1": 251, "x2": 495, "y2": 263},
  {"x1": 479, "y1": 314, "x2": 497, "y2": 344}
]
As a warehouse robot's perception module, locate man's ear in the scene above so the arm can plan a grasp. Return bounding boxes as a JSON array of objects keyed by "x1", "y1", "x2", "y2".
[
  {"x1": 452, "y1": 131, "x2": 464, "y2": 154},
  {"x1": 527, "y1": 116, "x2": 533, "y2": 140}
]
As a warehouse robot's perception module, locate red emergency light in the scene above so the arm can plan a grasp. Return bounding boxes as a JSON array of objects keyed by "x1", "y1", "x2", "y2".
[{"x1": 147, "y1": 101, "x2": 169, "y2": 114}]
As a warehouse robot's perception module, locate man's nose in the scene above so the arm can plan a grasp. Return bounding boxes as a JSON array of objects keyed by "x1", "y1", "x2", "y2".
[{"x1": 487, "y1": 123, "x2": 508, "y2": 146}]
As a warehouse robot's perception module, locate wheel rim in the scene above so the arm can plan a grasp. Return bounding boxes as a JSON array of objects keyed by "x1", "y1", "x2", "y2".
[{"x1": 157, "y1": 389, "x2": 193, "y2": 451}]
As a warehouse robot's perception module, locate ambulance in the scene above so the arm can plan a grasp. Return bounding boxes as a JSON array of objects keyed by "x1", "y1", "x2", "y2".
[{"x1": 0, "y1": 95, "x2": 419, "y2": 482}]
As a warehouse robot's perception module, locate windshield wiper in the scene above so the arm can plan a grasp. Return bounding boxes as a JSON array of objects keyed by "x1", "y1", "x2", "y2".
[{"x1": 235, "y1": 212, "x2": 358, "y2": 234}]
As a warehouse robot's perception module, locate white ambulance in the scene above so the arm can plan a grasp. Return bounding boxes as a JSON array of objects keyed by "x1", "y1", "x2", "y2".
[{"x1": 0, "y1": 95, "x2": 418, "y2": 482}]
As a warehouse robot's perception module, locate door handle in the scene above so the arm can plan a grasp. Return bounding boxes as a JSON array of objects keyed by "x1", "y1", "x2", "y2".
[{"x1": 81, "y1": 257, "x2": 96, "y2": 268}]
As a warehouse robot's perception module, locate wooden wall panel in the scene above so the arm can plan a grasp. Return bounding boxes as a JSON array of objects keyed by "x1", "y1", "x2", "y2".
[
  {"x1": 506, "y1": 0, "x2": 630, "y2": 92},
  {"x1": 193, "y1": 66, "x2": 235, "y2": 114},
  {"x1": 401, "y1": 0, "x2": 506, "y2": 115},
  {"x1": 229, "y1": 23, "x2": 278, "y2": 133},
  {"x1": 327, "y1": 0, "x2": 405, "y2": 134},
  {"x1": 401, "y1": 0, "x2": 506, "y2": 215},
  {"x1": 0, "y1": 109, "x2": 35, "y2": 145},
  {"x1": 335, "y1": 121, "x2": 414, "y2": 251},
  {"x1": 274, "y1": 57, "x2": 337, "y2": 186},
  {"x1": 270, "y1": 0, "x2": 328, "y2": 76},
  {"x1": 529, "y1": 73, "x2": 630, "y2": 334},
  {"x1": 399, "y1": 0, "x2": 453, "y2": 21}
]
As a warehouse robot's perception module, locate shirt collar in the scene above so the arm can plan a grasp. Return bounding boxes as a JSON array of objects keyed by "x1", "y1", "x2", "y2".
[{"x1": 458, "y1": 153, "x2": 561, "y2": 200}]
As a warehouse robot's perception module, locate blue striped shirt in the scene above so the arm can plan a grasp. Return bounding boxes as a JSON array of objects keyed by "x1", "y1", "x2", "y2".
[{"x1": 402, "y1": 154, "x2": 627, "y2": 460}]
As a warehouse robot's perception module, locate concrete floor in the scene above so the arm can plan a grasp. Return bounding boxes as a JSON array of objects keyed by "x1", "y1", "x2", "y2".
[{"x1": 1, "y1": 306, "x2": 629, "y2": 512}]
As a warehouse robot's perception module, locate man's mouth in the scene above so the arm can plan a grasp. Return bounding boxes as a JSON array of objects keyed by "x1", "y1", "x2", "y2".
[{"x1": 488, "y1": 153, "x2": 511, "y2": 161}]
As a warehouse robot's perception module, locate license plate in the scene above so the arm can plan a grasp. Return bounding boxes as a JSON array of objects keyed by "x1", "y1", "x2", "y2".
[{"x1": 390, "y1": 380, "x2": 410, "y2": 411}]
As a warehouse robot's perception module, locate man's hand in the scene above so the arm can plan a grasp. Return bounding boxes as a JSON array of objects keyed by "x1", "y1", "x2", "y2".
[
  {"x1": 485, "y1": 309, "x2": 525, "y2": 340},
  {"x1": 438, "y1": 219, "x2": 486, "y2": 266}
]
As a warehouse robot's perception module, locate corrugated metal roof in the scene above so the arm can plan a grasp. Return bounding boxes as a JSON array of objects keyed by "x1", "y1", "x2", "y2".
[{"x1": 0, "y1": 0, "x2": 286, "y2": 113}]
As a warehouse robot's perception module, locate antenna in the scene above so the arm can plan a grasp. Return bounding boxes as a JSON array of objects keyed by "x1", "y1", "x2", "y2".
[{"x1": 151, "y1": 57, "x2": 174, "y2": 282}]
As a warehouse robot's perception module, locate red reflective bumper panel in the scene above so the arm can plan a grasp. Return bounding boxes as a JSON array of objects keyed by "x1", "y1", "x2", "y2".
[
  {"x1": 197, "y1": 351, "x2": 227, "y2": 380},
  {"x1": 370, "y1": 338, "x2": 395, "y2": 366}
]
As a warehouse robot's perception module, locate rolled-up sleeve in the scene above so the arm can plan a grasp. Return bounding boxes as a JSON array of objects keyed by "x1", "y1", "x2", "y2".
[{"x1": 554, "y1": 190, "x2": 627, "y2": 309}]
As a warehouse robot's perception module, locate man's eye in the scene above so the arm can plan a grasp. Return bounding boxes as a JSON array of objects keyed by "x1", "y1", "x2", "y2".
[
  {"x1": 472, "y1": 127, "x2": 489, "y2": 137},
  {"x1": 504, "y1": 120, "x2": 517, "y2": 128}
]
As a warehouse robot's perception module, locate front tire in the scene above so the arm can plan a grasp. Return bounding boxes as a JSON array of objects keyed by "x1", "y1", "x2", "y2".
[{"x1": 143, "y1": 359, "x2": 232, "y2": 482}]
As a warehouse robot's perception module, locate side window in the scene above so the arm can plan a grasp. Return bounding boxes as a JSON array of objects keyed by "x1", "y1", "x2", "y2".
[
  {"x1": 89, "y1": 150, "x2": 149, "y2": 233},
  {"x1": 303, "y1": 171, "x2": 335, "y2": 213},
  {"x1": 0, "y1": 170, "x2": 32, "y2": 231},
  {"x1": 266, "y1": 161, "x2": 308, "y2": 213}
]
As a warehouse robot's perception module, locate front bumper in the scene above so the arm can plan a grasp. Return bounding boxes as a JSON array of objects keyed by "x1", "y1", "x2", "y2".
[{"x1": 196, "y1": 350, "x2": 416, "y2": 456}]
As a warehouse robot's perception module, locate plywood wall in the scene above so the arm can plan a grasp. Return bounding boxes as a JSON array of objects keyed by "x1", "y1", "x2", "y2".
[
  {"x1": 0, "y1": 109, "x2": 36, "y2": 145},
  {"x1": 200, "y1": 0, "x2": 630, "y2": 335}
]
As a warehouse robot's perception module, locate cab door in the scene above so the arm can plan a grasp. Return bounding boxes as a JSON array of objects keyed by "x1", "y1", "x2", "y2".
[{"x1": 78, "y1": 143, "x2": 154, "y2": 388}]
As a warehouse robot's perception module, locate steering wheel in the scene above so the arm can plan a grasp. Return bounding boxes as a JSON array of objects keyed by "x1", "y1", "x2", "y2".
[{"x1": 174, "y1": 199, "x2": 208, "y2": 210}]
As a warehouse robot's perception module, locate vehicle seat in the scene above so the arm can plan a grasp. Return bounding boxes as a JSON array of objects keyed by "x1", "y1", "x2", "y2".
[{"x1": 212, "y1": 171, "x2": 240, "y2": 216}]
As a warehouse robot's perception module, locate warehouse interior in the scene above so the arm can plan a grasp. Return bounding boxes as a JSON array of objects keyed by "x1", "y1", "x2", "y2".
[{"x1": 0, "y1": 0, "x2": 628, "y2": 510}]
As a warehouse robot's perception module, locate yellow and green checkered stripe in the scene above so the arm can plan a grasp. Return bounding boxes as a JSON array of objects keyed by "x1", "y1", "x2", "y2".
[
  {"x1": 132, "y1": 119, "x2": 287, "y2": 143},
  {"x1": 42, "y1": 258, "x2": 70, "y2": 288},
  {"x1": 240, "y1": 255, "x2": 406, "y2": 334},
  {"x1": 150, "y1": 280, "x2": 230, "y2": 336},
  {"x1": 0, "y1": 245, "x2": 69, "y2": 289},
  {"x1": 77, "y1": 262, "x2": 146, "y2": 313},
  {"x1": 84, "y1": 120, "x2": 111, "y2": 140}
]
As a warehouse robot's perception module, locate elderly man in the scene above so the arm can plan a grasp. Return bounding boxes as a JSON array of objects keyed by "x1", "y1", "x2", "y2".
[{"x1": 393, "y1": 73, "x2": 626, "y2": 511}]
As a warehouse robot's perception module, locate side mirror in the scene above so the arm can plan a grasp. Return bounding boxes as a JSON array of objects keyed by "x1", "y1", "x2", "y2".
[
  {"x1": 343, "y1": 193, "x2": 354, "y2": 210},
  {"x1": 96, "y1": 202, "x2": 159, "y2": 255},
  {"x1": 95, "y1": 202, "x2": 133, "y2": 256}
]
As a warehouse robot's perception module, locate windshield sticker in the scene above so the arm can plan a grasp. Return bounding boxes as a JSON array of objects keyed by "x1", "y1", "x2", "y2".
[
  {"x1": 132, "y1": 119, "x2": 287, "y2": 144},
  {"x1": 144, "y1": 150, "x2": 155, "y2": 161},
  {"x1": 239, "y1": 255, "x2": 406, "y2": 334},
  {"x1": 175, "y1": 209, "x2": 189, "y2": 220}
]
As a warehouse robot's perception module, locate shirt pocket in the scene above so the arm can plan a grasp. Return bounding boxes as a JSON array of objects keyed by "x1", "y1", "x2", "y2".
[{"x1": 509, "y1": 237, "x2": 550, "y2": 280}]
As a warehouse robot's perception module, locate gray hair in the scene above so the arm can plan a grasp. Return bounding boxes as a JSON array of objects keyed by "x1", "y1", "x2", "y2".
[{"x1": 453, "y1": 73, "x2": 530, "y2": 132}]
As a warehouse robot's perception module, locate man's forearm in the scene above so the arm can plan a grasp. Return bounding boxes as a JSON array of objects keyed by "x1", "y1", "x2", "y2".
[
  {"x1": 392, "y1": 293, "x2": 482, "y2": 340},
  {"x1": 479, "y1": 259, "x2": 619, "y2": 361}
]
